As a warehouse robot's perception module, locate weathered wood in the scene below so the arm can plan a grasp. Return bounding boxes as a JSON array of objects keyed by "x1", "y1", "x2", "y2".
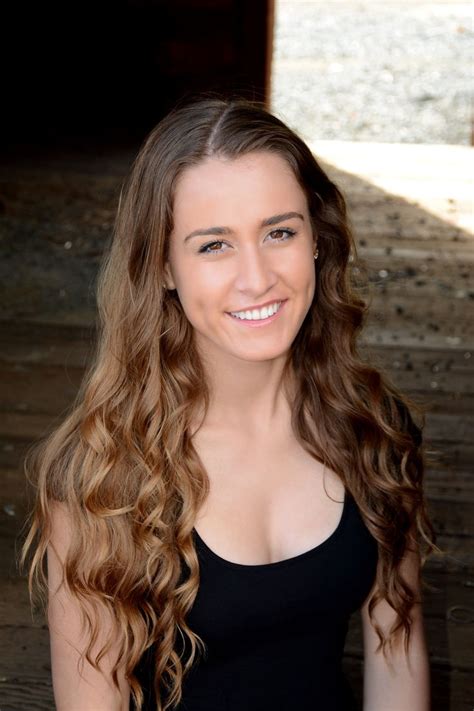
[
  {"x1": 0, "y1": 320, "x2": 95, "y2": 368},
  {"x1": 425, "y1": 470, "x2": 474, "y2": 501},
  {"x1": 0, "y1": 620, "x2": 57, "y2": 709},
  {"x1": 0, "y1": 363, "x2": 84, "y2": 415},
  {"x1": 428, "y1": 535, "x2": 474, "y2": 572},
  {"x1": 0, "y1": 412, "x2": 63, "y2": 441},
  {"x1": 427, "y1": 499, "x2": 474, "y2": 537}
]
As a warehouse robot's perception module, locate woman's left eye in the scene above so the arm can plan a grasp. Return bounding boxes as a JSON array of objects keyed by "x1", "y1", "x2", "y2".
[{"x1": 269, "y1": 228, "x2": 296, "y2": 242}]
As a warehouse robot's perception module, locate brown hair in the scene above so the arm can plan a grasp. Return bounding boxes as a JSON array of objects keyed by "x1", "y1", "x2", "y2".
[{"x1": 18, "y1": 94, "x2": 442, "y2": 710}]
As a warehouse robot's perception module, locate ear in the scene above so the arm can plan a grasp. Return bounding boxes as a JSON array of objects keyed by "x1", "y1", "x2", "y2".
[{"x1": 162, "y1": 261, "x2": 176, "y2": 291}]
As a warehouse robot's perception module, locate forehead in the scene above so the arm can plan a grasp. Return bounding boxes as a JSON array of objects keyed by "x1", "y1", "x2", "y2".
[{"x1": 172, "y1": 151, "x2": 306, "y2": 224}]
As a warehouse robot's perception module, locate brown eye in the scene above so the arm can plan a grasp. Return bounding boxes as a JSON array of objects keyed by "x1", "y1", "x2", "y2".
[
  {"x1": 268, "y1": 228, "x2": 296, "y2": 242},
  {"x1": 198, "y1": 241, "x2": 226, "y2": 254}
]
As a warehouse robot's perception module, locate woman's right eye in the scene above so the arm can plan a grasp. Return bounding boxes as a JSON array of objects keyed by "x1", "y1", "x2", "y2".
[{"x1": 198, "y1": 241, "x2": 226, "y2": 254}]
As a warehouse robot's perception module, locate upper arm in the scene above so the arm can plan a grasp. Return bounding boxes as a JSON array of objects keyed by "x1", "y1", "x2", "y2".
[
  {"x1": 47, "y1": 502, "x2": 131, "y2": 711},
  {"x1": 360, "y1": 544, "x2": 430, "y2": 711}
]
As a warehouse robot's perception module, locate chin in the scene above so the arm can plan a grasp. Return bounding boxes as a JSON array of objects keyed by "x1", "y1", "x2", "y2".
[{"x1": 230, "y1": 344, "x2": 291, "y2": 362}]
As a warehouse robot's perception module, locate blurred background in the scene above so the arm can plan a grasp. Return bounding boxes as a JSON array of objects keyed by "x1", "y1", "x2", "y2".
[{"x1": 0, "y1": 1, "x2": 472, "y2": 709}]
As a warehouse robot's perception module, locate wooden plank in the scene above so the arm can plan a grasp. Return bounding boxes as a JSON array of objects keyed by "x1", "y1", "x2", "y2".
[
  {"x1": 0, "y1": 320, "x2": 94, "y2": 368},
  {"x1": 0, "y1": 625, "x2": 54, "y2": 711},
  {"x1": 0, "y1": 438, "x2": 32, "y2": 470},
  {"x1": 359, "y1": 348, "x2": 474, "y2": 382},
  {"x1": 0, "y1": 412, "x2": 61, "y2": 441},
  {"x1": 0, "y1": 363, "x2": 84, "y2": 415},
  {"x1": 423, "y1": 442, "x2": 474, "y2": 472},
  {"x1": 0, "y1": 577, "x2": 46, "y2": 627},
  {"x1": 364, "y1": 328, "x2": 473, "y2": 349},
  {"x1": 427, "y1": 499, "x2": 474, "y2": 537},
  {"x1": 0, "y1": 467, "x2": 30, "y2": 508},
  {"x1": 429, "y1": 535, "x2": 474, "y2": 572},
  {"x1": 425, "y1": 470, "x2": 474, "y2": 501}
]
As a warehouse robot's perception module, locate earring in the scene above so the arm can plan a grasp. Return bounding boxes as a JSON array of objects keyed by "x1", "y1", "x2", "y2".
[{"x1": 313, "y1": 248, "x2": 319, "y2": 260}]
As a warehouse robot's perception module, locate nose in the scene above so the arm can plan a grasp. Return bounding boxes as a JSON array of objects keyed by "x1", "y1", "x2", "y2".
[{"x1": 233, "y1": 242, "x2": 278, "y2": 295}]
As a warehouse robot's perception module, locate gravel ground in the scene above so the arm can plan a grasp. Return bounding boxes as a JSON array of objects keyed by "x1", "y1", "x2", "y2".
[{"x1": 271, "y1": 1, "x2": 473, "y2": 144}]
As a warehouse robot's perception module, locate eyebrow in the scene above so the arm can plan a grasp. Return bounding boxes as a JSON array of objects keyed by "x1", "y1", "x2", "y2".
[{"x1": 183, "y1": 211, "x2": 305, "y2": 243}]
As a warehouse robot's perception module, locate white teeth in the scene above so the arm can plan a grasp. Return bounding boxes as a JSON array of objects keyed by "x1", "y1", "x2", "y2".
[{"x1": 230, "y1": 301, "x2": 282, "y2": 321}]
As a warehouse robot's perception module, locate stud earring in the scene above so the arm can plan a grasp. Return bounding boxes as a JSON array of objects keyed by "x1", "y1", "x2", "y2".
[{"x1": 313, "y1": 248, "x2": 319, "y2": 260}]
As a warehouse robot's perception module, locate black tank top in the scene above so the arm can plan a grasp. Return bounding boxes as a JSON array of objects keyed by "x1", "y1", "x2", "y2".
[{"x1": 131, "y1": 490, "x2": 378, "y2": 711}]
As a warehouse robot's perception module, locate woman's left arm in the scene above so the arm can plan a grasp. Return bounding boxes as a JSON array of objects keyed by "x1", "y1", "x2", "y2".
[{"x1": 361, "y1": 544, "x2": 431, "y2": 711}]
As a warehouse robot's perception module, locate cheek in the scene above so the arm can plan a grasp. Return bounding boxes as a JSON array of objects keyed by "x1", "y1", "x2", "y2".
[
  {"x1": 180, "y1": 272, "x2": 224, "y2": 320},
  {"x1": 285, "y1": 251, "x2": 315, "y2": 286}
]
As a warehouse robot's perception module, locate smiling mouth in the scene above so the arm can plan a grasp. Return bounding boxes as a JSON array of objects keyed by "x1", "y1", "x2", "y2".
[{"x1": 225, "y1": 299, "x2": 288, "y2": 327}]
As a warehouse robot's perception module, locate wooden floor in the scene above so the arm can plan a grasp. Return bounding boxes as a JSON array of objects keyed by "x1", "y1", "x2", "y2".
[{"x1": 0, "y1": 141, "x2": 472, "y2": 710}]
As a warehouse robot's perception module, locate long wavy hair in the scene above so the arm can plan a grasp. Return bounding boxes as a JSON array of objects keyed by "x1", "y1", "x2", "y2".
[{"x1": 19, "y1": 94, "x2": 442, "y2": 710}]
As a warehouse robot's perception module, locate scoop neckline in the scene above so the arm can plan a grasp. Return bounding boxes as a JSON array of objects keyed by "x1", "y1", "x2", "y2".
[{"x1": 192, "y1": 490, "x2": 351, "y2": 571}]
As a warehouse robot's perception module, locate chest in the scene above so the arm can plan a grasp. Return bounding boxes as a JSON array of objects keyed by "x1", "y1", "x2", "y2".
[{"x1": 190, "y1": 428, "x2": 346, "y2": 566}]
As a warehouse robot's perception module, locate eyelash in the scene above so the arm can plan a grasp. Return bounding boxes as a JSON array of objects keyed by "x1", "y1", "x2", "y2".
[{"x1": 198, "y1": 228, "x2": 297, "y2": 255}]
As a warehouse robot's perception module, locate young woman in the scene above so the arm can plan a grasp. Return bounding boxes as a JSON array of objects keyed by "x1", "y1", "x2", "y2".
[{"x1": 19, "y1": 95, "x2": 440, "y2": 711}]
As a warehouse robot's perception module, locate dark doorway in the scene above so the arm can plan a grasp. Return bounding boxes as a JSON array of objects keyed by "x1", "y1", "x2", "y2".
[{"x1": 3, "y1": 0, "x2": 274, "y2": 153}]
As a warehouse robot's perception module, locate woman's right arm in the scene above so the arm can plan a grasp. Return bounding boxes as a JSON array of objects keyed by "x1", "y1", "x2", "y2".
[{"x1": 47, "y1": 502, "x2": 131, "y2": 711}]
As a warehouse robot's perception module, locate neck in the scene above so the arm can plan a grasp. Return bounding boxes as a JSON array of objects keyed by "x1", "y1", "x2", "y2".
[{"x1": 197, "y1": 352, "x2": 296, "y2": 438}]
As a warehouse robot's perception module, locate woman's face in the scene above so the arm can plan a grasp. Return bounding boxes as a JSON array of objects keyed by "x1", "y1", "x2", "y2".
[{"x1": 164, "y1": 150, "x2": 317, "y2": 363}]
